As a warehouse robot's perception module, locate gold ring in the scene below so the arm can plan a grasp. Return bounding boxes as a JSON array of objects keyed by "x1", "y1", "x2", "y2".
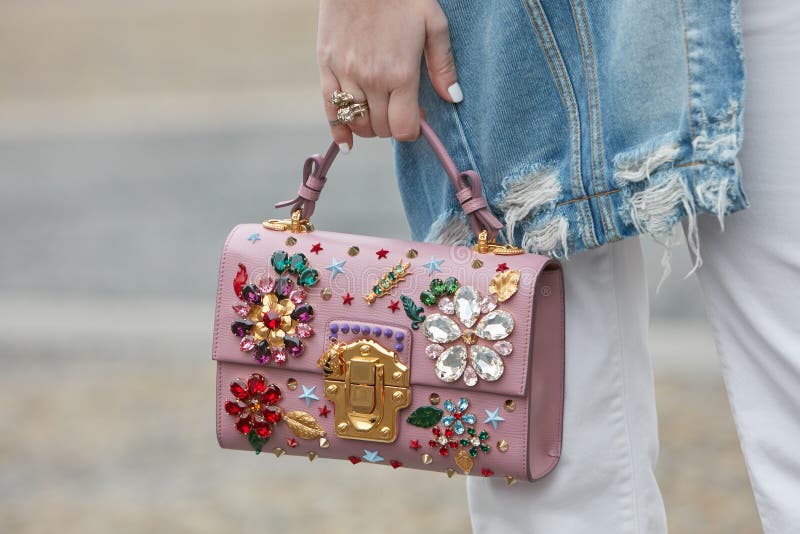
[
  {"x1": 330, "y1": 90, "x2": 355, "y2": 109},
  {"x1": 329, "y1": 102, "x2": 369, "y2": 126}
]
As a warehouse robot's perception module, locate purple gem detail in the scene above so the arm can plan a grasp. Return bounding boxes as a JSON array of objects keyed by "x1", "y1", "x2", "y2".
[
  {"x1": 231, "y1": 319, "x2": 253, "y2": 338},
  {"x1": 254, "y1": 341, "x2": 271, "y2": 364},
  {"x1": 291, "y1": 303, "x2": 314, "y2": 323},
  {"x1": 273, "y1": 276, "x2": 293, "y2": 299},
  {"x1": 240, "y1": 284, "x2": 261, "y2": 305},
  {"x1": 284, "y1": 336, "x2": 304, "y2": 357},
  {"x1": 351, "y1": 324, "x2": 361, "y2": 334},
  {"x1": 362, "y1": 326, "x2": 370, "y2": 335},
  {"x1": 384, "y1": 328, "x2": 393, "y2": 338},
  {"x1": 373, "y1": 327, "x2": 382, "y2": 337},
  {"x1": 395, "y1": 331, "x2": 405, "y2": 341},
  {"x1": 394, "y1": 343, "x2": 404, "y2": 352},
  {"x1": 341, "y1": 324, "x2": 350, "y2": 334},
  {"x1": 329, "y1": 323, "x2": 339, "y2": 334}
]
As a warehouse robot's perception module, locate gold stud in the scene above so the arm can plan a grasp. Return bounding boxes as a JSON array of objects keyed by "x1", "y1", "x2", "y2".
[
  {"x1": 272, "y1": 447, "x2": 285, "y2": 458},
  {"x1": 497, "y1": 440, "x2": 509, "y2": 453},
  {"x1": 421, "y1": 453, "x2": 433, "y2": 465},
  {"x1": 348, "y1": 246, "x2": 360, "y2": 256},
  {"x1": 286, "y1": 378, "x2": 298, "y2": 391},
  {"x1": 392, "y1": 371, "x2": 403, "y2": 381},
  {"x1": 285, "y1": 236, "x2": 297, "y2": 246},
  {"x1": 472, "y1": 259, "x2": 484, "y2": 269},
  {"x1": 380, "y1": 426, "x2": 391, "y2": 437},
  {"x1": 406, "y1": 249, "x2": 418, "y2": 259},
  {"x1": 321, "y1": 287, "x2": 333, "y2": 300},
  {"x1": 429, "y1": 393, "x2": 441, "y2": 405},
  {"x1": 327, "y1": 384, "x2": 338, "y2": 394},
  {"x1": 319, "y1": 437, "x2": 330, "y2": 449},
  {"x1": 392, "y1": 391, "x2": 404, "y2": 402},
  {"x1": 505, "y1": 476, "x2": 517, "y2": 486},
  {"x1": 307, "y1": 451, "x2": 318, "y2": 462},
  {"x1": 445, "y1": 468, "x2": 456, "y2": 478},
  {"x1": 504, "y1": 399, "x2": 516, "y2": 412},
  {"x1": 337, "y1": 422, "x2": 349, "y2": 433}
]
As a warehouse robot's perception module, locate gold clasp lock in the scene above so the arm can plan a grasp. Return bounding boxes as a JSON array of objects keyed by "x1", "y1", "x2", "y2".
[
  {"x1": 317, "y1": 339, "x2": 410, "y2": 442},
  {"x1": 473, "y1": 229, "x2": 525, "y2": 255},
  {"x1": 263, "y1": 210, "x2": 314, "y2": 233}
]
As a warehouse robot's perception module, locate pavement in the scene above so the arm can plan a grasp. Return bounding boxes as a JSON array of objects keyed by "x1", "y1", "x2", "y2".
[{"x1": 0, "y1": 2, "x2": 762, "y2": 533}]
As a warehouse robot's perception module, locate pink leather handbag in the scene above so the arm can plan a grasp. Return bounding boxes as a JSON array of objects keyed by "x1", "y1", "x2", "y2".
[{"x1": 212, "y1": 121, "x2": 565, "y2": 484}]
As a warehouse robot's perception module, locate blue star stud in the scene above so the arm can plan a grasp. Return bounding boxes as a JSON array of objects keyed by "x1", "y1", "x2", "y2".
[
  {"x1": 483, "y1": 408, "x2": 505, "y2": 430},
  {"x1": 247, "y1": 233, "x2": 261, "y2": 244},
  {"x1": 422, "y1": 256, "x2": 444, "y2": 275},
  {"x1": 362, "y1": 450, "x2": 384, "y2": 463},
  {"x1": 298, "y1": 385, "x2": 319, "y2": 407},
  {"x1": 325, "y1": 257, "x2": 347, "y2": 279}
]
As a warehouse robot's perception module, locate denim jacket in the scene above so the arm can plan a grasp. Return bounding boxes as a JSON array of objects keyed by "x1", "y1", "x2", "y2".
[{"x1": 394, "y1": 0, "x2": 748, "y2": 263}]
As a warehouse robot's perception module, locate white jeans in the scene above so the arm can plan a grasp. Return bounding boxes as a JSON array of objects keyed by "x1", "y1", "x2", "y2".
[{"x1": 467, "y1": 3, "x2": 800, "y2": 532}]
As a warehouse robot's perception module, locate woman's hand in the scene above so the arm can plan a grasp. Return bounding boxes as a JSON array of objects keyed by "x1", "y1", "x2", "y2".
[{"x1": 317, "y1": 0, "x2": 462, "y2": 152}]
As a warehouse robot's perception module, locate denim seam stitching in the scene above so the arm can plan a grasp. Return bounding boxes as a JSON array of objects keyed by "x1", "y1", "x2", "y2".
[
  {"x1": 570, "y1": 0, "x2": 619, "y2": 243},
  {"x1": 677, "y1": 0, "x2": 696, "y2": 141},
  {"x1": 524, "y1": 0, "x2": 599, "y2": 248},
  {"x1": 449, "y1": 104, "x2": 480, "y2": 174},
  {"x1": 557, "y1": 188, "x2": 621, "y2": 206}
]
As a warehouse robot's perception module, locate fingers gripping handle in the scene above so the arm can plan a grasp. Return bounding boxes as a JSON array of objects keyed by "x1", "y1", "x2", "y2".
[{"x1": 274, "y1": 119, "x2": 504, "y2": 241}]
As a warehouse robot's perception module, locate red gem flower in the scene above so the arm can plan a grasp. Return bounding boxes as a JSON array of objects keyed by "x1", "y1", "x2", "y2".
[
  {"x1": 225, "y1": 373, "x2": 283, "y2": 439},
  {"x1": 428, "y1": 426, "x2": 459, "y2": 457}
]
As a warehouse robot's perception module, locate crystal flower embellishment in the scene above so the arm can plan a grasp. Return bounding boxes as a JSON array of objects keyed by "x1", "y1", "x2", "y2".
[{"x1": 421, "y1": 271, "x2": 520, "y2": 386}]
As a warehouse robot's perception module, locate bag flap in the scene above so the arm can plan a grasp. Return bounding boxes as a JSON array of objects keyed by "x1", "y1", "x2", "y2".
[{"x1": 212, "y1": 224, "x2": 554, "y2": 398}]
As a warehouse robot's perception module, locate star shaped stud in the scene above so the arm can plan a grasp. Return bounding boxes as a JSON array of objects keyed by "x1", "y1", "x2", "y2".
[
  {"x1": 318, "y1": 404, "x2": 331, "y2": 418},
  {"x1": 496, "y1": 262, "x2": 509, "y2": 273},
  {"x1": 298, "y1": 385, "x2": 319, "y2": 407},
  {"x1": 422, "y1": 257, "x2": 445, "y2": 275},
  {"x1": 310, "y1": 243, "x2": 323, "y2": 254},
  {"x1": 342, "y1": 292, "x2": 354, "y2": 305},
  {"x1": 388, "y1": 300, "x2": 400, "y2": 313},
  {"x1": 483, "y1": 408, "x2": 506, "y2": 430},
  {"x1": 325, "y1": 257, "x2": 346, "y2": 279},
  {"x1": 376, "y1": 248, "x2": 390, "y2": 259},
  {"x1": 247, "y1": 233, "x2": 261, "y2": 244},
  {"x1": 362, "y1": 450, "x2": 384, "y2": 463}
]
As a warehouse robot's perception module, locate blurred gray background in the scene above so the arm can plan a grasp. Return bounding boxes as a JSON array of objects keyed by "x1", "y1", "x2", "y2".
[{"x1": 0, "y1": 2, "x2": 759, "y2": 533}]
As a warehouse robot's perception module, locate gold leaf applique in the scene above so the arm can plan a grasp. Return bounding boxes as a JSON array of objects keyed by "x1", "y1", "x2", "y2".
[
  {"x1": 284, "y1": 411, "x2": 326, "y2": 439},
  {"x1": 488, "y1": 270, "x2": 521, "y2": 302},
  {"x1": 454, "y1": 449, "x2": 474, "y2": 475}
]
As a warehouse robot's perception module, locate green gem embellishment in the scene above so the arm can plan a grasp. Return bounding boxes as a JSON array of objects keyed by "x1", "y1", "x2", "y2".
[
  {"x1": 270, "y1": 250, "x2": 290, "y2": 274},
  {"x1": 430, "y1": 278, "x2": 446, "y2": 296},
  {"x1": 288, "y1": 253, "x2": 309, "y2": 274},
  {"x1": 443, "y1": 277, "x2": 459, "y2": 295},
  {"x1": 247, "y1": 430, "x2": 270, "y2": 454},
  {"x1": 364, "y1": 261, "x2": 412, "y2": 304},
  {"x1": 420, "y1": 290, "x2": 437, "y2": 306},
  {"x1": 297, "y1": 268, "x2": 320, "y2": 287},
  {"x1": 460, "y1": 426, "x2": 491, "y2": 458},
  {"x1": 406, "y1": 406, "x2": 444, "y2": 428},
  {"x1": 400, "y1": 295, "x2": 426, "y2": 330},
  {"x1": 420, "y1": 276, "x2": 460, "y2": 307}
]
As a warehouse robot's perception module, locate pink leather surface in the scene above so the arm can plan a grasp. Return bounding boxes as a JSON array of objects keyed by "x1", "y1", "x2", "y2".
[{"x1": 213, "y1": 223, "x2": 565, "y2": 482}]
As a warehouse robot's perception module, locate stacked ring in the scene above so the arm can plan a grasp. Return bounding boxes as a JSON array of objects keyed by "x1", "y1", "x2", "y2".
[{"x1": 329, "y1": 90, "x2": 369, "y2": 126}]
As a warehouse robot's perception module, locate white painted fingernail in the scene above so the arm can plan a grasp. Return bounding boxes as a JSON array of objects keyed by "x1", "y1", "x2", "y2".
[
  {"x1": 338, "y1": 143, "x2": 350, "y2": 154},
  {"x1": 447, "y1": 82, "x2": 464, "y2": 103}
]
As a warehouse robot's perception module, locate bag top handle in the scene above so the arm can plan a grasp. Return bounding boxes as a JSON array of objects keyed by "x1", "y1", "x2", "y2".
[{"x1": 274, "y1": 119, "x2": 504, "y2": 242}]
